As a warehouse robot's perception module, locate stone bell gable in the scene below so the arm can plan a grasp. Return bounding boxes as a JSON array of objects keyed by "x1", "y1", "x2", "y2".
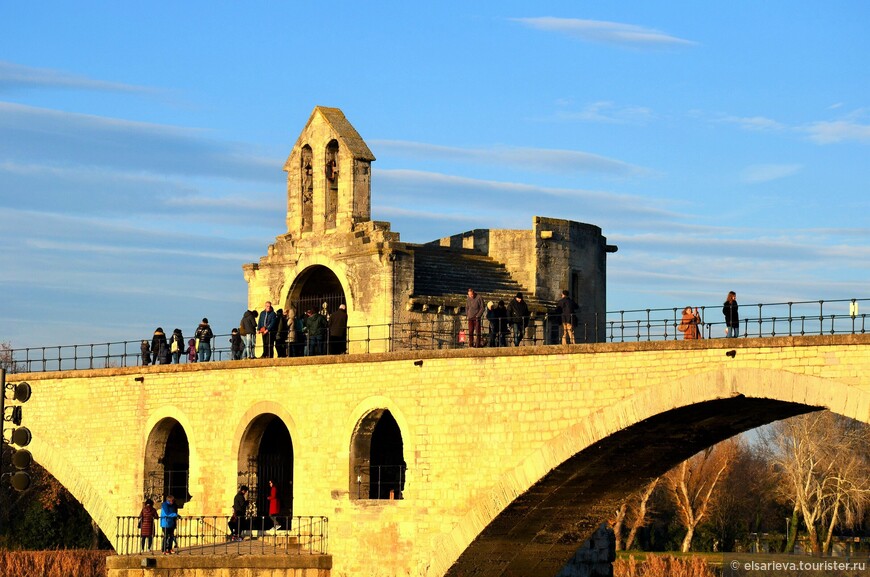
[{"x1": 283, "y1": 106, "x2": 376, "y2": 236}]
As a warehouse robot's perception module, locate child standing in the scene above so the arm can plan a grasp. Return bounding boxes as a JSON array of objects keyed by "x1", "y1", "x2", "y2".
[
  {"x1": 230, "y1": 328, "x2": 244, "y2": 360},
  {"x1": 186, "y1": 338, "x2": 198, "y2": 363},
  {"x1": 140, "y1": 340, "x2": 151, "y2": 366}
]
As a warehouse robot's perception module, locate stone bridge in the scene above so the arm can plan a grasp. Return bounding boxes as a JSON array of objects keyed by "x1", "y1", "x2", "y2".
[{"x1": 13, "y1": 334, "x2": 870, "y2": 577}]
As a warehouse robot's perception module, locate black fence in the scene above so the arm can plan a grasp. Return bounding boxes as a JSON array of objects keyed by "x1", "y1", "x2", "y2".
[
  {"x1": 606, "y1": 298, "x2": 868, "y2": 342},
  {"x1": 114, "y1": 514, "x2": 327, "y2": 556},
  {"x1": 4, "y1": 298, "x2": 867, "y2": 373}
]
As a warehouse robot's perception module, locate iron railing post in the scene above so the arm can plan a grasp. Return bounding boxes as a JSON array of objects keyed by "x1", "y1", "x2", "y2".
[
  {"x1": 757, "y1": 303, "x2": 763, "y2": 337},
  {"x1": 818, "y1": 300, "x2": 824, "y2": 335}
]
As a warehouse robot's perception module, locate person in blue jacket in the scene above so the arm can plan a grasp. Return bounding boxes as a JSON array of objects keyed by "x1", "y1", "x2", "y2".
[{"x1": 160, "y1": 494, "x2": 180, "y2": 554}]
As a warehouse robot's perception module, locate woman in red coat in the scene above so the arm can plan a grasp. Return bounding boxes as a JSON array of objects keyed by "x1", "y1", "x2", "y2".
[
  {"x1": 267, "y1": 480, "x2": 281, "y2": 531},
  {"x1": 138, "y1": 498, "x2": 158, "y2": 551}
]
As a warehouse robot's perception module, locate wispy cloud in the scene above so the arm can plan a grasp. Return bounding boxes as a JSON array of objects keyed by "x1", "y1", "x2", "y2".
[
  {"x1": 717, "y1": 114, "x2": 786, "y2": 132},
  {"x1": 375, "y1": 206, "x2": 482, "y2": 223},
  {"x1": 707, "y1": 108, "x2": 870, "y2": 146},
  {"x1": 27, "y1": 239, "x2": 253, "y2": 262},
  {"x1": 553, "y1": 100, "x2": 655, "y2": 125},
  {"x1": 371, "y1": 168, "x2": 686, "y2": 243},
  {"x1": 0, "y1": 102, "x2": 279, "y2": 181},
  {"x1": 606, "y1": 228, "x2": 869, "y2": 310},
  {"x1": 512, "y1": 17, "x2": 696, "y2": 47},
  {"x1": 740, "y1": 164, "x2": 802, "y2": 184},
  {"x1": 0, "y1": 160, "x2": 281, "y2": 223},
  {"x1": 803, "y1": 120, "x2": 870, "y2": 144},
  {"x1": 0, "y1": 60, "x2": 156, "y2": 94},
  {"x1": 371, "y1": 140, "x2": 650, "y2": 177}
]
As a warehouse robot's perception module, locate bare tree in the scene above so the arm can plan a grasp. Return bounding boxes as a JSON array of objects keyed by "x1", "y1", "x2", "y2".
[
  {"x1": 624, "y1": 478, "x2": 659, "y2": 551},
  {"x1": 612, "y1": 477, "x2": 659, "y2": 551},
  {"x1": 613, "y1": 501, "x2": 628, "y2": 551},
  {"x1": 665, "y1": 440, "x2": 737, "y2": 552},
  {"x1": 0, "y1": 340, "x2": 21, "y2": 373},
  {"x1": 763, "y1": 411, "x2": 870, "y2": 555}
]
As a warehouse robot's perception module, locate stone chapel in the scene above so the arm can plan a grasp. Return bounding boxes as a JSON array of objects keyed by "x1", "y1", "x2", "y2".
[{"x1": 243, "y1": 106, "x2": 617, "y2": 352}]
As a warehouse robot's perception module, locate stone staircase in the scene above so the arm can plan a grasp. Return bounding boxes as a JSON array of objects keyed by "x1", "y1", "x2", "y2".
[{"x1": 410, "y1": 245, "x2": 552, "y2": 312}]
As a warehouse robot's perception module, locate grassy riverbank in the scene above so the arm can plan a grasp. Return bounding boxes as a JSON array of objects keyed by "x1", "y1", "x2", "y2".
[
  {"x1": 0, "y1": 549, "x2": 110, "y2": 577},
  {"x1": 615, "y1": 552, "x2": 720, "y2": 577},
  {"x1": 0, "y1": 548, "x2": 722, "y2": 577}
]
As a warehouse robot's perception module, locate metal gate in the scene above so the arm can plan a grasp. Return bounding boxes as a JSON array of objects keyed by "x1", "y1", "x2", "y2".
[
  {"x1": 238, "y1": 454, "x2": 293, "y2": 517},
  {"x1": 291, "y1": 292, "x2": 345, "y2": 316},
  {"x1": 144, "y1": 469, "x2": 190, "y2": 505}
]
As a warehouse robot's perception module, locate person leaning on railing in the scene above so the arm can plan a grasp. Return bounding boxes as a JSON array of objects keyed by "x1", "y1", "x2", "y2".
[
  {"x1": 228, "y1": 484, "x2": 248, "y2": 541},
  {"x1": 159, "y1": 495, "x2": 180, "y2": 554}
]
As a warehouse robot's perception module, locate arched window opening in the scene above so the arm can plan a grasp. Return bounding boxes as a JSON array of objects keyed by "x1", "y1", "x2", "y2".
[
  {"x1": 325, "y1": 140, "x2": 339, "y2": 229},
  {"x1": 237, "y1": 414, "x2": 294, "y2": 519},
  {"x1": 350, "y1": 409, "x2": 406, "y2": 500},
  {"x1": 300, "y1": 145, "x2": 314, "y2": 232},
  {"x1": 143, "y1": 419, "x2": 191, "y2": 507}
]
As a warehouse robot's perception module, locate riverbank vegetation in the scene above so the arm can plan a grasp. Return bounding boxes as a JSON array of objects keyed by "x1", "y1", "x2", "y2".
[
  {"x1": 0, "y1": 549, "x2": 109, "y2": 577},
  {"x1": 614, "y1": 554, "x2": 717, "y2": 577}
]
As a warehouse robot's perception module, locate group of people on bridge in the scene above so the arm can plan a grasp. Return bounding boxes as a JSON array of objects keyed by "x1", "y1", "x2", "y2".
[
  {"x1": 238, "y1": 300, "x2": 348, "y2": 359},
  {"x1": 138, "y1": 300, "x2": 349, "y2": 366},
  {"x1": 137, "y1": 481, "x2": 284, "y2": 554},
  {"x1": 137, "y1": 290, "x2": 742, "y2": 365},
  {"x1": 465, "y1": 288, "x2": 581, "y2": 348}
]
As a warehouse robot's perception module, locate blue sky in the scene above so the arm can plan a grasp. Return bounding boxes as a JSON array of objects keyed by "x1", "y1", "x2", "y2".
[{"x1": 1, "y1": 2, "x2": 868, "y2": 349}]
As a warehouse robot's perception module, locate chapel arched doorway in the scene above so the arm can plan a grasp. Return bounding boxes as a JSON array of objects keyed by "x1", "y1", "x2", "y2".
[{"x1": 287, "y1": 265, "x2": 346, "y2": 318}]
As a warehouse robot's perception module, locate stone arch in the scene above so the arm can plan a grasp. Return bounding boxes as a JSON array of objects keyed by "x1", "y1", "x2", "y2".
[
  {"x1": 235, "y1": 405, "x2": 296, "y2": 519},
  {"x1": 285, "y1": 264, "x2": 348, "y2": 321},
  {"x1": 439, "y1": 367, "x2": 870, "y2": 577},
  {"x1": 143, "y1": 417, "x2": 191, "y2": 507},
  {"x1": 348, "y1": 397, "x2": 413, "y2": 500},
  {"x1": 23, "y1": 440, "x2": 117, "y2": 551}
]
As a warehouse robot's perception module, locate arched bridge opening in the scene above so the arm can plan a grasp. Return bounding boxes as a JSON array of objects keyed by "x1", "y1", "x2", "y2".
[
  {"x1": 446, "y1": 396, "x2": 824, "y2": 577},
  {"x1": 349, "y1": 408, "x2": 406, "y2": 500},
  {"x1": 144, "y1": 418, "x2": 190, "y2": 507}
]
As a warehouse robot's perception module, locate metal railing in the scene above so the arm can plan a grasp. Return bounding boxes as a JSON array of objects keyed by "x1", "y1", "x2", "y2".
[
  {"x1": 354, "y1": 464, "x2": 406, "y2": 500},
  {"x1": 4, "y1": 298, "x2": 867, "y2": 373},
  {"x1": 605, "y1": 298, "x2": 868, "y2": 343},
  {"x1": 114, "y1": 514, "x2": 327, "y2": 556}
]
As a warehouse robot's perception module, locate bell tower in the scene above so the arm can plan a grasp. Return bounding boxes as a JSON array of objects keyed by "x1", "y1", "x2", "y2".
[{"x1": 283, "y1": 106, "x2": 375, "y2": 236}]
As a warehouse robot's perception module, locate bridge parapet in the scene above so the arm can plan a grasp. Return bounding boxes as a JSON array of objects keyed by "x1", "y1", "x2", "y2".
[{"x1": 7, "y1": 297, "x2": 867, "y2": 374}]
